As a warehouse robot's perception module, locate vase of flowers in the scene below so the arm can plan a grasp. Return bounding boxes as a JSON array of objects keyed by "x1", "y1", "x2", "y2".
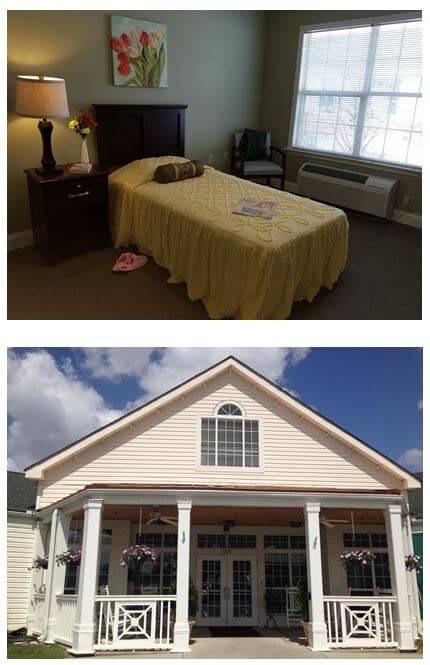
[
  {"x1": 340, "y1": 549, "x2": 377, "y2": 567},
  {"x1": 120, "y1": 544, "x2": 157, "y2": 567},
  {"x1": 405, "y1": 554, "x2": 422, "y2": 572},
  {"x1": 29, "y1": 555, "x2": 49, "y2": 570},
  {"x1": 67, "y1": 110, "x2": 97, "y2": 165},
  {"x1": 56, "y1": 549, "x2": 81, "y2": 567}
]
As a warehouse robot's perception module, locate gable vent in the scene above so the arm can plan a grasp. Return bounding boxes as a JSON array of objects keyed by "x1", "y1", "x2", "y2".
[{"x1": 301, "y1": 163, "x2": 368, "y2": 184}]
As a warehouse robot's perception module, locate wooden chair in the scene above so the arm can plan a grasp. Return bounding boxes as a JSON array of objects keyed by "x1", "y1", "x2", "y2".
[{"x1": 231, "y1": 130, "x2": 287, "y2": 190}]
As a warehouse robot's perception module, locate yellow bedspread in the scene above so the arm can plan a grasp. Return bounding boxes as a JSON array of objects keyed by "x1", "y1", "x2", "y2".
[{"x1": 109, "y1": 156, "x2": 348, "y2": 319}]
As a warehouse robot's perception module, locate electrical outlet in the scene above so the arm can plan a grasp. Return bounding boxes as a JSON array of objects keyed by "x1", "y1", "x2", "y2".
[{"x1": 208, "y1": 153, "x2": 214, "y2": 164}]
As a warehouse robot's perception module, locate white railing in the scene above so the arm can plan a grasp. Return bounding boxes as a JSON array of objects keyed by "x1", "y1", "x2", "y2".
[
  {"x1": 94, "y1": 595, "x2": 176, "y2": 651},
  {"x1": 323, "y1": 596, "x2": 397, "y2": 648},
  {"x1": 54, "y1": 595, "x2": 78, "y2": 646},
  {"x1": 32, "y1": 593, "x2": 45, "y2": 634}
]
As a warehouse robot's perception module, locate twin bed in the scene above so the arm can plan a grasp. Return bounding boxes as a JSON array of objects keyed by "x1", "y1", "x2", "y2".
[{"x1": 95, "y1": 104, "x2": 348, "y2": 320}]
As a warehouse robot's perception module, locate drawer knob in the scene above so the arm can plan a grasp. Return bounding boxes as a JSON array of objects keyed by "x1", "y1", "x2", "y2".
[{"x1": 68, "y1": 190, "x2": 90, "y2": 198}]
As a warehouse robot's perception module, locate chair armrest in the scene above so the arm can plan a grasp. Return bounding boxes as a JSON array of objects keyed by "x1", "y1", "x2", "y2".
[{"x1": 270, "y1": 145, "x2": 287, "y2": 157}]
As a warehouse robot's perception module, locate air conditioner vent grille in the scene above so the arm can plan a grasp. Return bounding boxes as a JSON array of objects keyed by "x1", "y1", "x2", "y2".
[{"x1": 302, "y1": 163, "x2": 368, "y2": 184}]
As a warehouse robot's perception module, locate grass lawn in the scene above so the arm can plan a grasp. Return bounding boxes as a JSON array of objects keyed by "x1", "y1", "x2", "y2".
[{"x1": 7, "y1": 642, "x2": 68, "y2": 658}]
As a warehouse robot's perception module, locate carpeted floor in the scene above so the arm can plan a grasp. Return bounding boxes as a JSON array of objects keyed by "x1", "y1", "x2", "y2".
[{"x1": 7, "y1": 213, "x2": 421, "y2": 320}]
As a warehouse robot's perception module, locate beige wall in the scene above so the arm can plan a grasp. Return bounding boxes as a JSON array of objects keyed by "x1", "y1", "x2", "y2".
[
  {"x1": 7, "y1": 512, "x2": 36, "y2": 630},
  {"x1": 260, "y1": 10, "x2": 422, "y2": 214},
  {"x1": 37, "y1": 371, "x2": 401, "y2": 508},
  {"x1": 7, "y1": 10, "x2": 266, "y2": 234}
]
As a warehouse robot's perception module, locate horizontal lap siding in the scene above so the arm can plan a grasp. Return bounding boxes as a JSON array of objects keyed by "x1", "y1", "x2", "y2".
[
  {"x1": 38, "y1": 372, "x2": 400, "y2": 508},
  {"x1": 7, "y1": 513, "x2": 35, "y2": 630}
]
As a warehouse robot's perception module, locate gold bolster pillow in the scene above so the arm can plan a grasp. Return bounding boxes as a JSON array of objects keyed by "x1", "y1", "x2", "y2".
[{"x1": 153, "y1": 160, "x2": 204, "y2": 183}]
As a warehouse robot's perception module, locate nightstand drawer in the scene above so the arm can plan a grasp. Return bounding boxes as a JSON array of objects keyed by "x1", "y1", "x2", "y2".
[{"x1": 46, "y1": 175, "x2": 108, "y2": 210}]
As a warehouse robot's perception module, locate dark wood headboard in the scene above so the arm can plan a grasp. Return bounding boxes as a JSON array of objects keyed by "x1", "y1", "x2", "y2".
[{"x1": 93, "y1": 104, "x2": 187, "y2": 168}]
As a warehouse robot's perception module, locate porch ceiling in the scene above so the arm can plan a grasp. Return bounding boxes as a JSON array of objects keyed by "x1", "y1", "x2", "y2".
[{"x1": 99, "y1": 504, "x2": 385, "y2": 525}]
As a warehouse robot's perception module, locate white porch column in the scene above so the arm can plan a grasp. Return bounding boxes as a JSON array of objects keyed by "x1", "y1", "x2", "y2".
[
  {"x1": 70, "y1": 498, "x2": 103, "y2": 656},
  {"x1": 385, "y1": 504, "x2": 415, "y2": 651},
  {"x1": 172, "y1": 499, "x2": 192, "y2": 653},
  {"x1": 401, "y1": 513, "x2": 421, "y2": 638},
  {"x1": 27, "y1": 520, "x2": 48, "y2": 635},
  {"x1": 46, "y1": 510, "x2": 71, "y2": 642},
  {"x1": 304, "y1": 502, "x2": 328, "y2": 651}
]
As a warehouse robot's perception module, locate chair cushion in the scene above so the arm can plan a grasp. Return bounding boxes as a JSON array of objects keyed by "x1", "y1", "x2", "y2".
[{"x1": 243, "y1": 160, "x2": 283, "y2": 176}]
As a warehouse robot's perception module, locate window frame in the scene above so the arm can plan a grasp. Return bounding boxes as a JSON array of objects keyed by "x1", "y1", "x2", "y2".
[
  {"x1": 197, "y1": 409, "x2": 262, "y2": 470},
  {"x1": 288, "y1": 11, "x2": 422, "y2": 174}
]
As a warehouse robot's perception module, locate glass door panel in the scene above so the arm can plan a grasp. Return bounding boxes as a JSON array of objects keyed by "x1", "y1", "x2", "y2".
[
  {"x1": 197, "y1": 556, "x2": 226, "y2": 625},
  {"x1": 227, "y1": 555, "x2": 257, "y2": 626}
]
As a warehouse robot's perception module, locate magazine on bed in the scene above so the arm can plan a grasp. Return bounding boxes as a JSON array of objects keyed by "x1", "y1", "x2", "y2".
[{"x1": 234, "y1": 197, "x2": 277, "y2": 219}]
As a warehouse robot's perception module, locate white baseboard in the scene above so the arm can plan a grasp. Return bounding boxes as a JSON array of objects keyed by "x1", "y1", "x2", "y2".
[
  {"x1": 8, "y1": 229, "x2": 34, "y2": 251},
  {"x1": 285, "y1": 181, "x2": 421, "y2": 228}
]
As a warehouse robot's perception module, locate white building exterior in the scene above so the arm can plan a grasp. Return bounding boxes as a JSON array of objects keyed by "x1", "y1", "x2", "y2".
[{"x1": 22, "y1": 357, "x2": 422, "y2": 655}]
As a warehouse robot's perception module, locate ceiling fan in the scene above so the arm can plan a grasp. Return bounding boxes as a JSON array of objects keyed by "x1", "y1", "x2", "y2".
[
  {"x1": 144, "y1": 508, "x2": 178, "y2": 526},
  {"x1": 320, "y1": 517, "x2": 349, "y2": 529}
]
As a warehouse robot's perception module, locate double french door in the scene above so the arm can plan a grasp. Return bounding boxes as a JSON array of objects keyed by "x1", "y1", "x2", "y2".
[{"x1": 197, "y1": 554, "x2": 258, "y2": 626}]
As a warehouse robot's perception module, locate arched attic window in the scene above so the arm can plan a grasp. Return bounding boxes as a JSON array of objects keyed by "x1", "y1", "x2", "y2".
[{"x1": 217, "y1": 403, "x2": 243, "y2": 416}]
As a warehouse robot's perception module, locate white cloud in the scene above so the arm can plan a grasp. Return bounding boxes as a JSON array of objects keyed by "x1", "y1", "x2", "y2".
[
  {"x1": 8, "y1": 350, "x2": 121, "y2": 471},
  {"x1": 82, "y1": 347, "x2": 311, "y2": 401},
  {"x1": 397, "y1": 447, "x2": 423, "y2": 472},
  {"x1": 8, "y1": 348, "x2": 310, "y2": 472}
]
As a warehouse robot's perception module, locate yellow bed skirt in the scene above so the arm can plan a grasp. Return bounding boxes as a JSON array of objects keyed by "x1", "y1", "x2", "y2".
[{"x1": 109, "y1": 157, "x2": 348, "y2": 319}]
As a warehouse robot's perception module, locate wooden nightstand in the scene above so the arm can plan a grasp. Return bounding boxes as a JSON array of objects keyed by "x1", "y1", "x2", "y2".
[{"x1": 25, "y1": 164, "x2": 111, "y2": 265}]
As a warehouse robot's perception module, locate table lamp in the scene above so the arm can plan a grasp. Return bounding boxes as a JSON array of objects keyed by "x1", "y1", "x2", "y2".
[{"x1": 16, "y1": 75, "x2": 69, "y2": 175}]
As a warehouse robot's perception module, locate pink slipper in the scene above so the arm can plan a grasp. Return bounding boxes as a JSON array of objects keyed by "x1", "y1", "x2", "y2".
[{"x1": 112, "y1": 252, "x2": 148, "y2": 272}]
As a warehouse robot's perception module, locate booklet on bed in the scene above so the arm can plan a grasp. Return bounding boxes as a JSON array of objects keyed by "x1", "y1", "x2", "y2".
[{"x1": 234, "y1": 197, "x2": 277, "y2": 219}]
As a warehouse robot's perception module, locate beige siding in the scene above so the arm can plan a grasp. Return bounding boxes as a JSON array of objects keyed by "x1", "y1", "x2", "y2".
[
  {"x1": 7, "y1": 512, "x2": 35, "y2": 630},
  {"x1": 38, "y1": 372, "x2": 401, "y2": 508}
]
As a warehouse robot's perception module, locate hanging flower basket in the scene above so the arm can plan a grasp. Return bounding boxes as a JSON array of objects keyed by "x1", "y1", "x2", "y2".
[
  {"x1": 405, "y1": 554, "x2": 422, "y2": 572},
  {"x1": 29, "y1": 555, "x2": 49, "y2": 570},
  {"x1": 120, "y1": 544, "x2": 157, "y2": 568},
  {"x1": 56, "y1": 549, "x2": 81, "y2": 567},
  {"x1": 340, "y1": 549, "x2": 377, "y2": 567}
]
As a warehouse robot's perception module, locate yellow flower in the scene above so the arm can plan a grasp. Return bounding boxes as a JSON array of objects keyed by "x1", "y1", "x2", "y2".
[
  {"x1": 68, "y1": 119, "x2": 78, "y2": 129},
  {"x1": 82, "y1": 127, "x2": 90, "y2": 135}
]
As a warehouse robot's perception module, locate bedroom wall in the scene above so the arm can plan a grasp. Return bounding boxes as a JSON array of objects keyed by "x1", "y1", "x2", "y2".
[
  {"x1": 7, "y1": 10, "x2": 266, "y2": 235},
  {"x1": 260, "y1": 10, "x2": 422, "y2": 218}
]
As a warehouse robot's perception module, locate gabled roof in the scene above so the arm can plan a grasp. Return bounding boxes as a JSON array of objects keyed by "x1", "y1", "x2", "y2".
[
  {"x1": 8, "y1": 471, "x2": 37, "y2": 512},
  {"x1": 24, "y1": 356, "x2": 421, "y2": 489}
]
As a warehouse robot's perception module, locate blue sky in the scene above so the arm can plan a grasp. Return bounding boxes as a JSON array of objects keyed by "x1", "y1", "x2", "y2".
[{"x1": 7, "y1": 347, "x2": 422, "y2": 472}]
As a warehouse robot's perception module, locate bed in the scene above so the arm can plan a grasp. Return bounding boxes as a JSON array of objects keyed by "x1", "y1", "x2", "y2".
[{"x1": 95, "y1": 104, "x2": 348, "y2": 320}]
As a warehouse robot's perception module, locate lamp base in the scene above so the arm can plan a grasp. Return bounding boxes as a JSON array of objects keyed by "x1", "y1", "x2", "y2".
[{"x1": 38, "y1": 119, "x2": 60, "y2": 174}]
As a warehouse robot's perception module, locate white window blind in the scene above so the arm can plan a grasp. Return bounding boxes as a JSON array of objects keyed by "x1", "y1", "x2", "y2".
[{"x1": 292, "y1": 17, "x2": 422, "y2": 167}]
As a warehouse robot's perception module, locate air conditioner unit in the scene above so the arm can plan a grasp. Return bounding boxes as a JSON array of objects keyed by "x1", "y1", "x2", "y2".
[{"x1": 297, "y1": 163, "x2": 399, "y2": 219}]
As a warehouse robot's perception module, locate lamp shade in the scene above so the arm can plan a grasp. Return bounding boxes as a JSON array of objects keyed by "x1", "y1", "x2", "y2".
[{"x1": 16, "y1": 75, "x2": 69, "y2": 119}]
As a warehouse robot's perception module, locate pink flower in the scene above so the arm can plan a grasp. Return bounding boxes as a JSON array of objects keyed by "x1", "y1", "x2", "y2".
[
  {"x1": 120, "y1": 33, "x2": 131, "y2": 48},
  {"x1": 117, "y1": 62, "x2": 131, "y2": 76},
  {"x1": 111, "y1": 38, "x2": 123, "y2": 53}
]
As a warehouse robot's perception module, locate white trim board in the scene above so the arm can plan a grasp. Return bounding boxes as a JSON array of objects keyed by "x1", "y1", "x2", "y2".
[
  {"x1": 284, "y1": 182, "x2": 421, "y2": 229},
  {"x1": 8, "y1": 229, "x2": 34, "y2": 251}
]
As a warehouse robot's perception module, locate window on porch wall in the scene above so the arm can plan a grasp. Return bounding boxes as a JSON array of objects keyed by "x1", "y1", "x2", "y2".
[
  {"x1": 345, "y1": 553, "x2": 391, "y2": 595},
  {"x1": 64, "y1": 527, "x2": 112, "y2": 594},
  {"x1": 264, "y1": 552, "x2": 306, "y2": 613},
  {"x1": 128, "y1": 532, "x2": 178, "y2": 594}
]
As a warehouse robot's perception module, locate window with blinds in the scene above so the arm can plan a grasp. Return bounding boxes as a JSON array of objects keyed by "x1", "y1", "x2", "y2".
[{"x1": 291, "y1": 17, "x2": 422, "y2": 168}]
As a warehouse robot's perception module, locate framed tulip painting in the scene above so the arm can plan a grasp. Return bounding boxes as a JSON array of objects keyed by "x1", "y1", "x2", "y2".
[{"x1": 110, "y1": 16, "x2": 167, "y2": 87}]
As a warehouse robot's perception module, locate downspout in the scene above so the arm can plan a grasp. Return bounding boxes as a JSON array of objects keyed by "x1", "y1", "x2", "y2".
[{"x1": 38, "y1": 508, "x2": 58, "y2": 642}]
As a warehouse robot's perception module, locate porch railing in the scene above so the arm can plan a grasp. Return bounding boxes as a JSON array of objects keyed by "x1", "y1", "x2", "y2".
[
  {"x1": 32, "y1": 593, "x2": 46, "y2": 635},
  {"x1": 94, "y1": 595, "x2": 176, "y2": 651},
  {"x1": 54, "y1": 595, "x2": 78, "y2": 646},
  {"x1": 323, "y1": 596, "x2": 398, "y2": 648}
]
